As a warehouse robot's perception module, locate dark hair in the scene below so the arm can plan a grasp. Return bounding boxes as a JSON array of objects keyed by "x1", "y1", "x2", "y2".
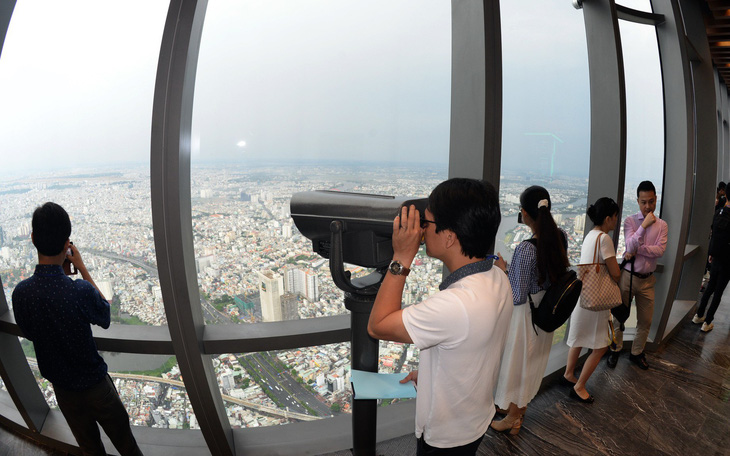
[
  {"x1": 427, "y1": 178, "x2": 500, "y2": 259},
  {"x1": 636, "y1": 180, "x2": 656, "y2": 197},
  {"x1": 519, "y1": 186, "x2": 569, "y2": 285},
  {"x1": 587, "y1": 197, "x2": 619, "y2": 227},
  {"x1": 718, "y1": 182, "x2": 726, "y2": 191},
  {"x1": 31, "y1": 202, "x2": 71, "y2": 256}
]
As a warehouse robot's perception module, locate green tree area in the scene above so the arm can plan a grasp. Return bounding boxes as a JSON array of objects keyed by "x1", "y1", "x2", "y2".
[
  {"x1": 109, "y1": 295, "x2": 148, "y2": 325},
  {"x1": 21, "y1": 338, "x2": 35, "y2": 358},
  {"x1": 115, "y1": 356, "x2": 178, "y2": 377},
  {"x1": 211, "y1": 295, "x2": 235, "y2": 312},
  {"x1": 330, "y1": 403, "x2": 341, "y2": 413},
  {"x1": 286, "y1": 254, "x2": 315, "y2": 264}
]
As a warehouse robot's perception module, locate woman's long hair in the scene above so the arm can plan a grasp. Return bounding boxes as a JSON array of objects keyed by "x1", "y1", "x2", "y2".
[{"x1": 520, "y1": 186, "x2": 570, "y2": 285}]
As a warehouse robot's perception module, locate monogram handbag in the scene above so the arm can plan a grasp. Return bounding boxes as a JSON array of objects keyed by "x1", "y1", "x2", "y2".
[{"x1": 577, "y1": 233, "x2": 622, "y2": 311}]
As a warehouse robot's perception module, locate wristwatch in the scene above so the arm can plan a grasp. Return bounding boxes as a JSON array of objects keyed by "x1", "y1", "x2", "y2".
[{"x1": 388, "y1": 260, "x2": 411, "y2": 277}]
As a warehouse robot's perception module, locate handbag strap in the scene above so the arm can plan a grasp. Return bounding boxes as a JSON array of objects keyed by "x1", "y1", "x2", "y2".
[
  {"x1": 592, "y1": 232, "x2": 603, "y2": 273},
  {"x1": 528, "y1": 293, "x2": 538, "y2": 336}
]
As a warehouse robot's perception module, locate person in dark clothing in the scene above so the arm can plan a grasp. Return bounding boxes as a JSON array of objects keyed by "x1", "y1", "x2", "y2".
[
  {"x1": 694, "y1": 198, "x2": 730, "y2": 332},
  {"x1": 715, "y1": 182, "x2": 727, "y2": 213},
  {"x1": 12, "y1": 202, "x2": 143, "y2": 456}
]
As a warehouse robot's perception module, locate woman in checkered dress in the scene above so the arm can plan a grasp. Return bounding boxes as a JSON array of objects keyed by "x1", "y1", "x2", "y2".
[{"x1": 492, "y1": 186, "x2": 569, "y2": 435}]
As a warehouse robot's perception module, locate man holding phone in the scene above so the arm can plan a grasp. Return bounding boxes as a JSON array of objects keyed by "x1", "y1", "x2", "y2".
[
  {"x1": 607, "y1": 181, "x2": 668, "y2": 370},
  {"x1": 368, "y1": 178, "x2": 513, "y2": 455},
  {"x1": 12, "y1": 202, "x2": 143, "y2": 456}
]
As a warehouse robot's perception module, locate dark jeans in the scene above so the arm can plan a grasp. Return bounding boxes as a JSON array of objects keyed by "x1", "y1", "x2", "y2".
[
  {"x1": 698, "y1": 257, "x2": 730, "y2": 324},
  {"x1": 54, "y1": 375, "x2": 143, "y2": 456},
  {"x1": 416, "y1": 435, "x2": 483, "y2": 456}
]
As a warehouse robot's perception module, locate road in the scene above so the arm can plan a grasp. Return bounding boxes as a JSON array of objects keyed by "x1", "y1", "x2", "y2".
[
  {"x1": 244, "y1": 352, "x2": 333, "y2": 418},
  {"x1": 87, "y1": 248, "x2": 231, "y2": 323},
  {"x1": 112, "y1": 373, "x2": 320, "y2": 422}
]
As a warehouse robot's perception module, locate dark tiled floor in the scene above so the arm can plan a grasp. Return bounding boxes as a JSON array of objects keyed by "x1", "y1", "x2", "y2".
[
  {"x1": 2, "y1": 297, "x2": 729, "y2": 456},
  {"x1": 326, "y1": 293, "x2": 730, "y2": 456},
  {"x1": 0, "y1": 429, "x2": 63, "y2": 456}
]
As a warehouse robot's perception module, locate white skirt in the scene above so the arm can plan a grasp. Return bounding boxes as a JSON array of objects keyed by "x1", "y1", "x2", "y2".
[
  {"x1": 494, "y1": 291, "x2": 553, "y2": 409},
  {"x1": 566, "y1": 305, "x2": 611, "y2": 349}
]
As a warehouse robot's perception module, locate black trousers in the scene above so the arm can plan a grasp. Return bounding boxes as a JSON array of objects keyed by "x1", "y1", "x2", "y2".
[
  {"x1": 54, "y1": 375, "x2": 143, "y2": 456},
  {"x1": 416, "y1": 435, "x2": 483, "y2": 456},
  {"x1": 698, "y1": 257, "x2": 730, "y2": 324}
]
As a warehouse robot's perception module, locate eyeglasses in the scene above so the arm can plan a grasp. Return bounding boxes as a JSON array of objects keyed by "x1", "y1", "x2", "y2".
[{"x1": 420, "y1": 219, "x2": 437, "y2": 229}]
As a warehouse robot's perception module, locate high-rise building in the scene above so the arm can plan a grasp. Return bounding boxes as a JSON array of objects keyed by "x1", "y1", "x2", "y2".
[
  {"x1": 0, "y1": 226, "x2": 4, "y2": 247},
  {"x1": 280, "y1": 292, "x2": 299, "y2": 321},
  {"x1": 574, "y1": 213, "x2": 586, "y2": 235},
  {"x1": 284, "y1": 267, "x2": 319, "y2": 302},
  {"x1": 281, "y1": 224, "x2": 292, "y2": 239},
  {"x1": 97, "y1": 280, "x2": 114, "y2": 301},
  {"x1": 220, "y1": 371, "x2": 235, "y2": 393},
  {"x1": 196, "y1": 255, "x2": 215, "y2": 273},
  {"x1": 258, "y1": 271, "x2": 284, "y2": 322}
]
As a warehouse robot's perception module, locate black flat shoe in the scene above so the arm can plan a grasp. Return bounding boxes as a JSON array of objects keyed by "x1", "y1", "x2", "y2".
[
  {"x1": 569, "y1": 388, "x2": 594, "y2": 403},
  {"x1": 560, "y1": 376, "x2": 577, "y2": 386},
  {"x1": 607, "y1": 351, "x2": 619, "y2": 369}
]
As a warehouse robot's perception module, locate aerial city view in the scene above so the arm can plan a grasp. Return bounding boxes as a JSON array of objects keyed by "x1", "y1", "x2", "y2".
[{"x1": 0, "y1": 162, "x2": 650, "y2": 430}]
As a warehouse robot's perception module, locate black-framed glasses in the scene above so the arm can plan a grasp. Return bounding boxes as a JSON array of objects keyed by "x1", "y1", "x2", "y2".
[{"x1": 420, "y1": 218, "x2": 437, "y2": 229}]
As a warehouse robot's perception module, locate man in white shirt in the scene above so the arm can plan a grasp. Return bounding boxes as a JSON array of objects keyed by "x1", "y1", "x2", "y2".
[{"x1": 368, "y1": 178, "x2": 513, "y2": 455}]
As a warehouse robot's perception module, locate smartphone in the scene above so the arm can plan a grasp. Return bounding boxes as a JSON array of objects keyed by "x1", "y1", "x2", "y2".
[{"x1": 63, "y1": 243, "x2": 78, "y2": 275}]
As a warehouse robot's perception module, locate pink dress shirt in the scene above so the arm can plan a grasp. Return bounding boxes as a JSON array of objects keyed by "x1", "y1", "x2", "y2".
[{"x1": 623, "y1": 212, "x2": 668, "y2": 274}]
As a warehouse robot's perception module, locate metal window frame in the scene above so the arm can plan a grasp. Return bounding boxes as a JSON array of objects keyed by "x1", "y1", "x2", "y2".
[{"x1": 0, "y1": 0, "x2": 719, "y2": 455}]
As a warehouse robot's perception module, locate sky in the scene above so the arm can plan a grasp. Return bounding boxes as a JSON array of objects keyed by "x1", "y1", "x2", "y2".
[{"x1": 0, "y1": 0, "x2": 664, "y2": 183}]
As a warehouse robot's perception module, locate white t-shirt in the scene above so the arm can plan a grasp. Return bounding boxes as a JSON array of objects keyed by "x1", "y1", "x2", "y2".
[
  {"x1": 580, "y1": 228, "x2": 616, "y2": 265},
  {"x1": 401, "y1": 268, "x2": 513, "y2": 448}
]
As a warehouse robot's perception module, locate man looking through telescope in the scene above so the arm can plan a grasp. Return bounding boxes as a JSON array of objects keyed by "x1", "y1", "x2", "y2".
[{"x1": 368, "y1": 178, "x2": 513, "y2": 455}]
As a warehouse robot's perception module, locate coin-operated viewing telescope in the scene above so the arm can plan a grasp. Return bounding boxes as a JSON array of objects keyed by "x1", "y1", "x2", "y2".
[
  {"x1": 290, "y1": 190, "x2": 427, "y2": 456},
  {"x1": 291, "y1": 190, "x2": 427, "y2": 268}
]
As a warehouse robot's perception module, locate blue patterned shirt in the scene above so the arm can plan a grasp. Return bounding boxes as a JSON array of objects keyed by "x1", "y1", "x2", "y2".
[
  {"x1": 508, "y1": 240, "x2": 545, "y2": 305},
  {"x1": 439, "y1": 259, "x2": 494, "y2": 291},
  {"x1": 12, "y1": 264, "x2": 110, "y2": 391}
]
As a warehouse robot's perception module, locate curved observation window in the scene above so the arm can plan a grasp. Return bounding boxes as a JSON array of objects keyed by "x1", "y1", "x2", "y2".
[
  {"x1": 498, "y1": 0, "x2": 590, "y2": 344},
  {"x1": 0, "y1": 0, "x2": 169, "y2": 327},
  {"x1": 617, "y1": 14, "x2": 665, "y2": 255},
  {"x1": 190, "y1": 0, "x2": 451, "y2": 326}
]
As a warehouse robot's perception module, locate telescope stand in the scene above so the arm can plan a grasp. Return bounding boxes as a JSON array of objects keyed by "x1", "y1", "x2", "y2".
[{"x1": 345, "y1": 292, "x2": 379, "y2": 456}]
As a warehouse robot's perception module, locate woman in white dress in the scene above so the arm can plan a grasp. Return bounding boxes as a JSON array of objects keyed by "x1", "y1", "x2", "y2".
[
  {"x1": 564, "y1": 197, "x2": 621, "y2": 403},
  {"x1": 492, "y1": 186, "x2": 570, "y2": 434}
]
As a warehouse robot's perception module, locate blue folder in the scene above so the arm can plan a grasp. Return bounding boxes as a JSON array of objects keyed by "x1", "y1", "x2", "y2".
[{"x1": 350, "y1": 369, "x2": 417, "y2": 400}]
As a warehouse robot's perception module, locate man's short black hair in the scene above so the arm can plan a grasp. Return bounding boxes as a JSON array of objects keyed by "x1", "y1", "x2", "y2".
[
  {"x1": 32, "y1": 202, "x2": 71, "y2": 256},
  {"x1": 427, "y1": 178, "x2": 500, "y2": 259},
  {"x1": 636, "y1": 180, "x2": 656, "y2": 197}
]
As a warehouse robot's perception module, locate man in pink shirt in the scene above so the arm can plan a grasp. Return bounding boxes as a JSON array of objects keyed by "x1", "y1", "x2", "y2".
[{"x1": 607, "y1": 181, "x2": 668, "y2": 370}]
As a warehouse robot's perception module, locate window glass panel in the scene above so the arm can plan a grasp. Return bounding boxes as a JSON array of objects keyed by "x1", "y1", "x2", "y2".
[
  {"x1": 0, "y1": 0, "x2": 169, "y2": 326},
  {"x1": 103, "y1": 353, "x2": 193, "y2": 428},
  {"x1": 617, "y1": 20, "x2": 664, "y2": 257},
  {"x1": 191, "y1": 1, "x2": 451, "y2": 325},
  {"x1": 617, "y1": 19, "x2": 664, "y2": 333},
  {"x1": 499, "y1": 1, "x2": 590, "y2": 344}
]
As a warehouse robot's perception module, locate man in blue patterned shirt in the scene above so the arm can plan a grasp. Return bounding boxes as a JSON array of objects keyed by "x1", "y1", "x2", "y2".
[{"x1": 13, "y1": 202, "x2": 142, "y2": 456}]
